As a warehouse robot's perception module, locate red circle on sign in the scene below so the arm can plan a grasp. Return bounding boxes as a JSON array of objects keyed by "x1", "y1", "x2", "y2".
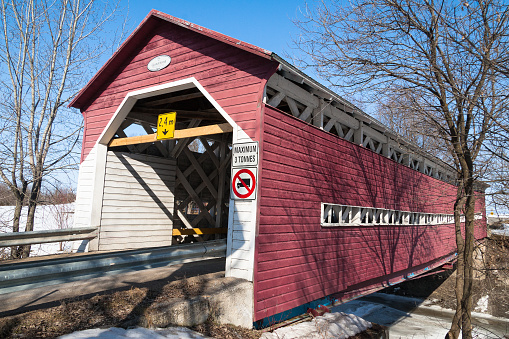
[{"x1": 232, "y1": 169, "x2": 256, "y2": 199}]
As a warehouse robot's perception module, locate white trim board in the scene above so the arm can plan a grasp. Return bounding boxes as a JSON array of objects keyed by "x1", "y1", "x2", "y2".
[{"x1": 97, "y1": 77, "x2": 244, "y2": 146}]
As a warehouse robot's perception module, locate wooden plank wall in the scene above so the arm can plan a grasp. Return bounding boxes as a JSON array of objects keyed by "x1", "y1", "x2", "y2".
[
  {"x1": 226, "y1": 131, "x2": 259, "y2": 281},
  {"x1": 79, "y1": 18, "x2": 278, "y2": 162},
  {"x1": 228, "y1": 200, "x2": 256, "y2": 280},
  {"x1": 254, "y1": 106, "x2": 487, "y2": 321},
  {"x1": 99, "y1": 151, "x2": 175, "y2": 251},
  {"x1": 74, "y1": 145, "x2": 97, "y2": 228}
]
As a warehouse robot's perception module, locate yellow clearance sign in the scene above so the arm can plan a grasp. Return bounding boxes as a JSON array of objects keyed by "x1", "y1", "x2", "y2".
[{"x1": 157, "y1": 112, "x2": 176, "y2": 140}]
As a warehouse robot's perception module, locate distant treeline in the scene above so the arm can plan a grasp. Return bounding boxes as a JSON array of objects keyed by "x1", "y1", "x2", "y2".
[{"x1": 0, "y1": 184, "x2": 76, "y2": 206}]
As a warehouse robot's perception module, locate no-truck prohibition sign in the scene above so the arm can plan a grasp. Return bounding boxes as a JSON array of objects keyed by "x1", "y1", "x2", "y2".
[{"x1": 231, "y1": 168, "x2": 257, "y2": 200}]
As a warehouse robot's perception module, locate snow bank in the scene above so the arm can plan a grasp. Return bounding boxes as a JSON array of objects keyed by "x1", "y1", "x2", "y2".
[
  {"x1": 59, "y1": 326, "x2": 210, "y2": 339},
  {"x1": 332, "y1": 299, "x2": 410, "y2": 327},
  {"x1": 260, "y1": 312, "x2": 371, "y2": 339},
  {"x1": 333, "y1": 293, "x2": 509, "y2": 338},
  {"x1": 491, "y1": 223, "x2": 509, "y2": 236},
  {"x1": 475, "y1": 295, "x2": 489, "y2": 313},
  {"x1": 0, "y1": 203, "x2": 75, "y2": 257}
]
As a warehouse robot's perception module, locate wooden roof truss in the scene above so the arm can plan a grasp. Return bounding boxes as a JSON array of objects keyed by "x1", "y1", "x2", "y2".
[{"x1": 265, "y1": 69, "x2": 455, "y2": 183}]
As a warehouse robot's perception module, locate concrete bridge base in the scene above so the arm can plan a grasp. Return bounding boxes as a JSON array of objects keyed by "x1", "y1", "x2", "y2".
[
  {"x1": 0, "y1": 257, "x2": 255, "y2": 329},
  {"x1": 139, "y1": 278, "x2": 253, "y2": 328}
]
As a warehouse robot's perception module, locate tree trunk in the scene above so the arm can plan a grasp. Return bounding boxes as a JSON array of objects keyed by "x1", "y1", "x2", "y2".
[
  {"x1": 461, "y1": 176, "x2": 476, "y2": 339},
  {"x1": 21, "y1": 180, "x2": 41, "y2": 258},
  {"x1": 446, "y1": 181, "x2": 466, "y2": 339},
  {"x1": 10, "y1": 199, "x2": 24, "y2": 259},
  {"x1": 10, "y1": 183, "x2": 27, "y2": 260}
]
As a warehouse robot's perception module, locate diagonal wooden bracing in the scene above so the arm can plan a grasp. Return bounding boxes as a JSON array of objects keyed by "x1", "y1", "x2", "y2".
[
  {"x1": 107, "y1": 112, "x2": 232, "y2": 245},
  {"x1": 266, "y1": 72, "x2": 456, "y2": 182},
  {"x1": 173, "y1": 136, "x2": 231, "y2": 243}
]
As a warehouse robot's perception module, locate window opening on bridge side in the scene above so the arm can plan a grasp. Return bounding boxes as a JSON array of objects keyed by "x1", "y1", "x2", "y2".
[{"x1": 321, "y1": 203, "x2": 482, "y2": 227}]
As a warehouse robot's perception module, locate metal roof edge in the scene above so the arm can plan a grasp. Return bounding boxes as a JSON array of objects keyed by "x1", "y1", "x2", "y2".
[{"x1": 151, "y1": 11, "x2": 273, "y2": 59}]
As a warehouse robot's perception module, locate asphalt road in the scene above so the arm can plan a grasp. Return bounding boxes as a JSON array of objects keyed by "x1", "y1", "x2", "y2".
[{"x1": 0, "y1": 257, "x2": 225, "y2": 317}]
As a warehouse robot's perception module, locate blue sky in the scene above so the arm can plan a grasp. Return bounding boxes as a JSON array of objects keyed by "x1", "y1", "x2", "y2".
[{"x1": 126, "y1": 0, "x2": 309, "y2": 58}]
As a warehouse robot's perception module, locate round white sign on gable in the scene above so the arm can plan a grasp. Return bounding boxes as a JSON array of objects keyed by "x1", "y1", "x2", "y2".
[{"x1": 147, "y1": 55, "x2": 171, "y2": 72}]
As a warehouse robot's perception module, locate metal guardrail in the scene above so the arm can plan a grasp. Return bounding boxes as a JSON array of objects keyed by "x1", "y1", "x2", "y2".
[
  {"x1": 0, "y1": 227, "x2": 98, "y2": 247},
  {"x1": 0, "y1": 239, "x2": 226, "y2": 295}
]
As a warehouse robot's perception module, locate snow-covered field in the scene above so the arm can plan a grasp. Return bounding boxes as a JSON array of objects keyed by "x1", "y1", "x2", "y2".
[{"x1": 0, "y1": 203, "x2": 75, "y2": 257}]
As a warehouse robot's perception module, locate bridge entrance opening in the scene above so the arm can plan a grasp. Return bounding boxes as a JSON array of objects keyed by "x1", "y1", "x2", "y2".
[{"x1": 98, "y1": 83, "x2": 233, "y2": 251}]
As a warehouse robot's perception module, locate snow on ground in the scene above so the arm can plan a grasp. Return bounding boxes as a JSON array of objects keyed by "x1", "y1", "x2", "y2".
[
  {"x1": 56, "y1": 293, "x2": 509, "y2": 338},
  {"x1": 59, "y1": 313, "x2": 371, "y2": 339},
  {"x1": 0, "y1": 203, "x2": 75, "y2": 257},
  {"x1": 59, "y1": 326, "x2": 210, "y2": 339},
  {"x1": 475, "y1": 295, "x2": 489, "y2": 313},
  {"x1": 260, "y1": 312, "x2": 371, "y2": 339},
  {"x1": 491, "y1": 223, "x2": 509, "y2": 236},
  {"x1": 332, "y1": 297, "x2": 451, "y2": 338},
  {"x1": 333, "y1": 293, "x2": 509, "y2": 338}
]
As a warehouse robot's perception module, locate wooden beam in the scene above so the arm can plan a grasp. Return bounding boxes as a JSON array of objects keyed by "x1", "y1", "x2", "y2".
[
  {"x1": 267, "y1": 91, "x2": 285, "y2": 107},
  {"x1": 141, "y1": 123, "x2": 169, "y2": 157},
  {"x1": 324, "y1": 105, "x2": 359, "y2": 130},
  {"x1": 268, "y1": 73, "x2": 319, "y2": 108},
  {"x1": 298, "y1": 106, "x2": 313, "y2": 122},
  {"x1": 176, "y1": 168, "x2": 217, "y2": 226},
  {"x1": 171, "y1": 119, "x2": 202, "y2": 158},
  {"x1": 286, "y1": 97, "x2": 301, "y2": 117},
  {"x1": 183, "y1": 147, "x2": 219, "y2": 199},
  {"x1": 108, "y1": 123, "x2": 233, "y2": 147},
  {"x1": 139, "y1": 92, "x2": 204, "y2": 107},
  {"x1": 109, "y1": 133, "x2": 157, "y2": 147},
  {"x1": 116, "y1": 129, "x2": 140, "y2": 153},
  {"x1": 215, "y1": 137, "x2": 227, "y2": 239},
  {"x1": 176, "y1": 148, "x2": 230, "y2": 212},
  {"x1": 199, "y1": 137, "x2": 220, "y2": 168},
  {"x1": 172, "y1": 227, "x2": 227, "y2": 236}
]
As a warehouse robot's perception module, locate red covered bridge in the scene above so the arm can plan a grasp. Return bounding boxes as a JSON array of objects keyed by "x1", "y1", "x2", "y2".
[{"x1": 70, "y1": 10, "x2": 487, "y2": 326}]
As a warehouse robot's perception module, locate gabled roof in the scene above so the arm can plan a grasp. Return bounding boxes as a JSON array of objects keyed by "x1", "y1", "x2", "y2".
[
  {"x1": 70, "y1": 10, "x2": 455, "y2": 178},
  {"x1": 69, "y1": 10, "x2": 273, "y2": 109}
]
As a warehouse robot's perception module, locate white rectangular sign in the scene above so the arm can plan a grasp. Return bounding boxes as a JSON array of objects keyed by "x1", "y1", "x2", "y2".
[{"x1": 232, "y1": 141, "x2": 258, "y2": 168}]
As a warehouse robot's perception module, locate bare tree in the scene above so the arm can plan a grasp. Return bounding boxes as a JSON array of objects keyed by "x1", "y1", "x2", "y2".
[
  {"x1": 295, "y1": 1, "x2": 509, "y2": 338},
  {"x1": 43, "y1": 186, "x2": 76, "y2": 252},
  {"x1": 0, "y1": 0, "x2": 125, "y2": 259},
  {"x1": 482, "y1": 112, "x2": 509, "y2": 214},
  {"x1": 377, "y1": 88, "x2": 453, "y2": 161}
]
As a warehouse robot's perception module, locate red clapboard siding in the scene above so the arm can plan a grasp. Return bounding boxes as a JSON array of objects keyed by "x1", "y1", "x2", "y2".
[
  {"x1": 78, "y1": 19, "x2": 278, "y2": 161},
  {"x1": 254, "y1": 106, "x2": 487, "y2": 321}
]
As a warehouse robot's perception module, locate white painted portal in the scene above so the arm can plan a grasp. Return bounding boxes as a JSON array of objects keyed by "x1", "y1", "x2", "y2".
[{"x1": 73, "y1": 78, "x2": 259, "y2": 281}]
